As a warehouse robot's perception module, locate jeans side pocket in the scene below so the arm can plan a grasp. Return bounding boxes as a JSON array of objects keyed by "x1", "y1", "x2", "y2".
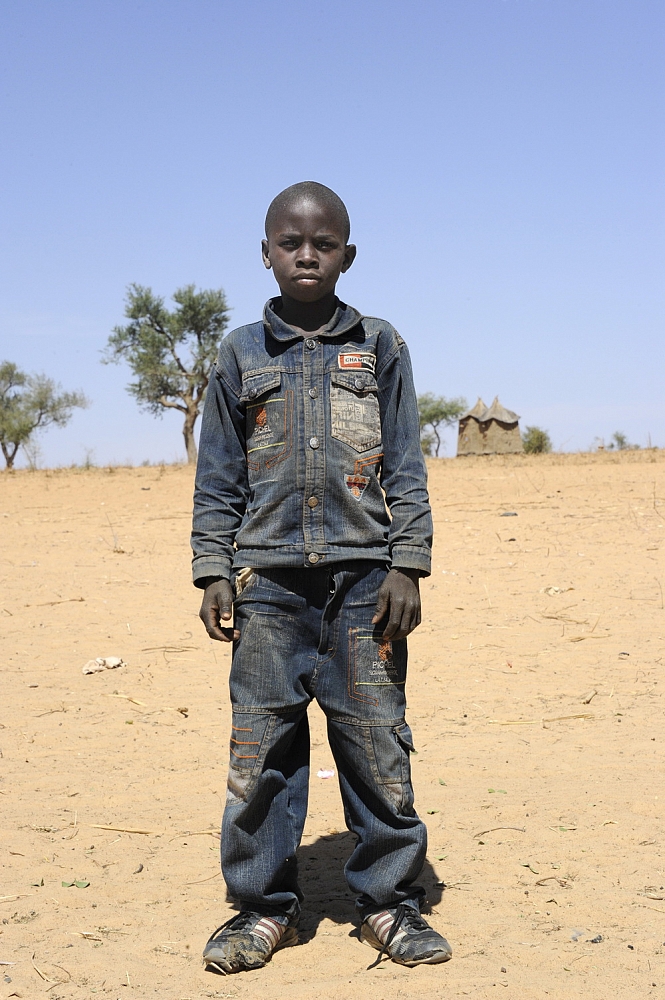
[{"x1": 369, "y1": 722, "x2": 416, "y2": 816}]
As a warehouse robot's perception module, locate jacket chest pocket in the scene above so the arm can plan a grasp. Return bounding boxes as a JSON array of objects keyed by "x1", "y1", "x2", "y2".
[
  {"x1": 241, "y1": 371, "x2": 293, "y2": 471},
  {"x1": 329, "y1": 371, "x2": 382, "y2": 453}
]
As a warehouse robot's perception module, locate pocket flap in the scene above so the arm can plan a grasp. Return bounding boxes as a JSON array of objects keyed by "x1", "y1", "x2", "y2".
[
  {"x1": 331, "y1": 370, "x2": 378, "y2": 394},
  {"x1": 393, "y1": 724, "x2": 417, "y2": 753},
  {"x1": 240, "y1": 370, "x2": 282, "y2": 403}
]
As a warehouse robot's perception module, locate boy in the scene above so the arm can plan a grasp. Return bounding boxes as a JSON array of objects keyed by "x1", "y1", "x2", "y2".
[{"x1": 192, "y1": 181, "x2": 451, "y2": 973}]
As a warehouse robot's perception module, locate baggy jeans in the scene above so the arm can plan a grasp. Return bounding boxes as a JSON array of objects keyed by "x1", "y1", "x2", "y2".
[{"x1": 221, "y1": 562, "x2": 427, "y2": 920}]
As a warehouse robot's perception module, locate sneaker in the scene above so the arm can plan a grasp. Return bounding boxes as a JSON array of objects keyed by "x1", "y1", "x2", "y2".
[
  {"x1": 203, "y1": 911, "x2": 298, "y2": 974},
  {"x1": 361, "y1": 903, "x2": 452, "y2": 967}
]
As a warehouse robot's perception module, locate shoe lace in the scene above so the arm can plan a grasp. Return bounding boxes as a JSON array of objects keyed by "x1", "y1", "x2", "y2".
[
  {"x1": 367, "y1": 903, "x2": 425, "y2": 969},
  {"x1": 208, "y1": 910, "x2": 263, "y2": 941}
]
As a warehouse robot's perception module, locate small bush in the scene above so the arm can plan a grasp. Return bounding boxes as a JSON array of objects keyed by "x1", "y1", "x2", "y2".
[
  {"x1": 522, "y1": 426, "x2": 552, "y2": 454},
  {"x1": 608, "y1": 431, "x2": 639, "y2": 451}
]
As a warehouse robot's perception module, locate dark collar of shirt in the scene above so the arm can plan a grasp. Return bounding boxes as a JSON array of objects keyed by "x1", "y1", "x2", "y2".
[{"x1": 263, "y1": 297, "x2": 363, "y2": 343}]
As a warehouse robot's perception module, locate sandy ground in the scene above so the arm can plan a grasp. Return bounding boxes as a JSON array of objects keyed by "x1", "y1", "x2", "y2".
[{"x1": 1, "y1": 451, "x2": 664, "y2": 1000}]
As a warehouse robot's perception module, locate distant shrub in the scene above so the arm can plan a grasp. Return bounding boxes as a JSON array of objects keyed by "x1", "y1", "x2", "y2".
[
  {"x1": 522, "y1": 426, "x2": 552, "y2": 454},
  {"x1": 608, "y1": 431, "x2": 639, "y2": 451}
]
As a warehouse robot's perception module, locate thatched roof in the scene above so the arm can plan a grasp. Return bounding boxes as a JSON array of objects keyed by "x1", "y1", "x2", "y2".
[{"x1": 460, "y1": 396, "x2": 520, "y2": 425}]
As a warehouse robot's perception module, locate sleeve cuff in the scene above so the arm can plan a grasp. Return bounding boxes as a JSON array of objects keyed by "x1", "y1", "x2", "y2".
[
  {"x1": 389, "y1": 545, "x2": 431, "y2": 577},
  {"x1": 192, "y1": 555, "x2": 233, "y2": 588}
]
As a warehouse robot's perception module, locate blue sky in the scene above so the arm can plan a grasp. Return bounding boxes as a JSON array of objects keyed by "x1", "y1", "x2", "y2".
[{"x1": 1, "y1": 0, "x2": 662, "y2": 465}]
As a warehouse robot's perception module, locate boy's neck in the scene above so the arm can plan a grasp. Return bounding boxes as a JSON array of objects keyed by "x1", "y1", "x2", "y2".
[{"x1": 274, "y1": 290, "x2": 338, "y2": 335}]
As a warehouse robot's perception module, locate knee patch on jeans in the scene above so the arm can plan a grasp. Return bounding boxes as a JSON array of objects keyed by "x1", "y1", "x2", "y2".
[{"x1": 226, "y1": 714, "x2": 273, "y2": 803}]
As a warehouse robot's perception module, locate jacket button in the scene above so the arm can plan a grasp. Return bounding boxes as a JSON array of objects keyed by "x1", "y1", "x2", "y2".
[
  {"x1": 308, "y1": 387, "x2": 318, "y2": 398},
  {"x1": 309, "y1": 436, "x2": 319, "y2": 449},
  {"x1": 308, "y1": 552, "x2": 320, "y2": 564},
  {"x1": 247, "y1": 387, "x2": 257, "y2": 399},
  {"x1": 307, "y1": 496, "x2": 318, "y2": 508},
  {"x1": 354, "y1": 378, "x2": 365, "y2": 390},
  {"x1": 305, "y1": 338, "x2": 316, "y2": 350}
]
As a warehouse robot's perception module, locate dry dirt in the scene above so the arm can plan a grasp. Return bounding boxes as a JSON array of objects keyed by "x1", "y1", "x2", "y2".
[{"x1": 1, "y1": 451, "x2": 664, "y2": 1000}]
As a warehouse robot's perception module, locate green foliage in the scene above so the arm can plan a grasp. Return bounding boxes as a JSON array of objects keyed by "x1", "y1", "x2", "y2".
[
  {"x1": 103, "y1": 284, "x2": 230, "y2": 462},
  {"x1": 522, "y1": 425, "x2": 552, "y2": 454},
  {"x1": 0, "y1": 361, "x2": 88, "y2": 470},
  {"x1": 607, "y1": 430, "x2": 639, "y2": 451},
  {"x1": 417, "y1": 393, "x2": 467, "y2": 457}
]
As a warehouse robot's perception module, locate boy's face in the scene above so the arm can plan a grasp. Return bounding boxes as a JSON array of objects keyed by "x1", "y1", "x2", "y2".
[{"x1": 262, "y1": 198, "x2": 356, "y2": 303}]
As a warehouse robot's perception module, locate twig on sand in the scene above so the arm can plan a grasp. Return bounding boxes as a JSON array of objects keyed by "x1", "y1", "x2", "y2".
[
  {"x1": 141, "y1": 645, "x2": 198, "y2": 653},
  {"x1": 88, "y1": 824, "x2": 157, "y2": 835},
  {"x1": 488, "y1": 719, "x2": 539, "y2": 726},
  {"x1": 24, "y1": 597, "x2": 84, "y2": 608},
  {"x1": 32, "y1": 954, "x2": 55, "y2": 983},
  {"x1": 543, "y1": 713, "x2": 594, "y2": 724},
  {"x1": 488, "y1": 713, "x2": 594, "y2": 726},
  {"x1": 103, "y1": 693, "x2": 146, "y2": 706},
  {"x1": 474, "y1": 826, "x2": 526, "y2": 839},
  {"x1": 170, "y1": 830, "x2": 221, "y2": 842},
  {"x1": 535, "y1": 876, "x2": 569, "y2": 887},
  {"x1": 185, "y1": 871, "x2": 222, "y2": 885}
]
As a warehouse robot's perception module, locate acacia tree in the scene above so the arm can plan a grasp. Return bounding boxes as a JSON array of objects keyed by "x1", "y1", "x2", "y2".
[
  {"x1": 0, "y1": 362, "x2": 88, "y2": 470},
  {"x1": 417, "y1": 393, "x2": 467, "y2": 457},
  {"x1": 104, "y1": 284, "x2": 230, "y2": 464}
]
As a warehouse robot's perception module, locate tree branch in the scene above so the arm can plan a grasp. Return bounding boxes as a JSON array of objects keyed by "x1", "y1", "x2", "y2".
[{"x1": 158, "y1": 396, "x2": 188, "y2": 414}]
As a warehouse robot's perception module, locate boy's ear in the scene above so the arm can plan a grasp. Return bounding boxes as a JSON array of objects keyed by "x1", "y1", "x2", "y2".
[
  {"x1": 261, "y1": 238, "x2": 272, "y2": 270},
  {"x1": 341, "y1": 244, "x2": 357, "y2": 273}
]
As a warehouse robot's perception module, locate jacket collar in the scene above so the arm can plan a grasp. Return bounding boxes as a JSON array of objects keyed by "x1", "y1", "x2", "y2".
[{"x1": 263, "y1": 297, "x2": 362, "y2": 342}]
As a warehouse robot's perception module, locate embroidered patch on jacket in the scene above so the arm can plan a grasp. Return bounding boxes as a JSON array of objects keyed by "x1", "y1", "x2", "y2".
[
  {"x1": 344, "y1": 474, "x2": 369, "y2": 499},
  {"x1": 338, "y1": 352, "x2": 376, "y2": 373}
]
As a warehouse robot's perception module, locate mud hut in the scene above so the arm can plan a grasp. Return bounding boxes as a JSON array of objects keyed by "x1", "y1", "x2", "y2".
[{"x1": 457, "y1": 397, "x2": 523, "y2": 456}]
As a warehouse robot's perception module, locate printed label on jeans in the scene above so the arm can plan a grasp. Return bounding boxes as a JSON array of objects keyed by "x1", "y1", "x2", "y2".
[
  {"x1": 338, "y1": 352, "x2": 376, "y2": 372},
  {"x1": 368, "y1": 639, "x2": 400, "y2": 681}
]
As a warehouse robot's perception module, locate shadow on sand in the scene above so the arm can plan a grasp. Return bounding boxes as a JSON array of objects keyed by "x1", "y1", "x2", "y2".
[{"x1": 295, "y1": 831, "x2": 444, "y2": 943}]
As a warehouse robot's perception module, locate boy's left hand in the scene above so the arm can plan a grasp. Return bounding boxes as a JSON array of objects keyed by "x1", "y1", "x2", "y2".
[{"x1": 372, "y1": 568, "x2": 421, "y2": 640}]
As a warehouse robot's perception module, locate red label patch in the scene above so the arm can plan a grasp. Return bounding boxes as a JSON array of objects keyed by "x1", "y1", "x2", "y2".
[
  {"x1": 338, "y1": 352, "x2": 376, "y2": 373},
  {"x1": 344, "y1": 474, "x2": 369, "y2": 499}
]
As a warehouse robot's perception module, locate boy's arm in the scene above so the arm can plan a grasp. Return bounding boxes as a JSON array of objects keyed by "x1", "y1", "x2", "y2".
[
  {"x1": 192, "y1": 358, "x2": 248, "y2": 642},
  {"x1": 373, "y1": 337, "x2": 433, "y2": 639}
]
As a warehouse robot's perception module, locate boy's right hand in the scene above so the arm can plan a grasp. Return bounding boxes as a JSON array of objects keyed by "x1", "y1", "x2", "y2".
[{"x1": 199, "y1": 578, "x2": 240, "y2": 642}]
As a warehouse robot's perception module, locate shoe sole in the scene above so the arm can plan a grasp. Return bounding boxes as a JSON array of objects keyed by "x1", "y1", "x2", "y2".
[
  {"x1": 203, "y1": 926, "x2": 299, "y2": 974},
  {"x1": 360, "y1": 925, "x2": 452, "y2": 966}
]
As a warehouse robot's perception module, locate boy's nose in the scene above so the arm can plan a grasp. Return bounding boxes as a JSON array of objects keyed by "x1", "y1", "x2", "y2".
[{"x1": 296, "y1": 243, "x2": 318, "y2": 267}]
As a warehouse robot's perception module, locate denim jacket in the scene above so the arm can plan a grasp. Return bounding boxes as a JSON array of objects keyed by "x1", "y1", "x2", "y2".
[{"x1": 191, "y1": 298, "x2": 432, "y2": 583}]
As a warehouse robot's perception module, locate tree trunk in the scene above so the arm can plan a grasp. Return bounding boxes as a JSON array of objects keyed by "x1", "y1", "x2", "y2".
[
  {"x1": 1, "y1": 441, "x2": 19, "y2": 470},
  {"x1": 183, "y1": 408, "x2": 198, "y2": 464}
]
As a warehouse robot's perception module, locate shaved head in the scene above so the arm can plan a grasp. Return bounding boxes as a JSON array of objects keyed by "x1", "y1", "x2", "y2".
[{"x1": 265, "y1": 181, "x2": 350, "y2": 243}]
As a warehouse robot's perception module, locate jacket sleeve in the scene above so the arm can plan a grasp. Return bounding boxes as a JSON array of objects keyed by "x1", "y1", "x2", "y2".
[
  {"x1": 376, "y1": 338, "x2": 433, "y2": 576},
  {"x1": 191, "y1": 352, "x2": 249, "y2": 586}
]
